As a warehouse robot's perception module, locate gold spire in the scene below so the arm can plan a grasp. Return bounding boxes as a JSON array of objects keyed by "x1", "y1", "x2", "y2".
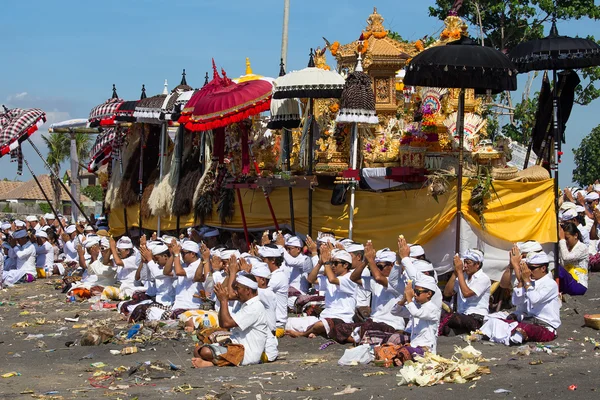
[
  {"x1": 366, "y1": 7, "x2": 386, "y2": 33},
  {"x1": 245, "y1": 57, "x2": 253, "y2": 75}
]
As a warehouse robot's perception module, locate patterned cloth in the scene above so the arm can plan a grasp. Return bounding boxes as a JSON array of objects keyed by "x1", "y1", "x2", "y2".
[
  {"x1": 88, "y1": 98, "x2": 123, "y2": 125},
  {"x1": 0, "y1": 107, "x2": 46, "y2": 175},
  {"x1": 88, "y1": 128, "x2": 118, "y2": 172}
]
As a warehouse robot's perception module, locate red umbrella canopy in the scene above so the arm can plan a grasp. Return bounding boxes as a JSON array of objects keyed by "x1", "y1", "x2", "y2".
[
  {"x1": 0, "y1": 106, "x2": 47, "y2": 174},
  {"x1": 186, "y1": 79, "x2": 272, "y2": 132},
  {"x1": 178, "y1": 59, "x2": 235, "y2": 124}
]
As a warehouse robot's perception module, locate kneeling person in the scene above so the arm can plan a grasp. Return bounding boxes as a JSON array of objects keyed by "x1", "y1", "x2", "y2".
[{"x1": 192, "y1": 273, "x2": 270, "y2": 367}]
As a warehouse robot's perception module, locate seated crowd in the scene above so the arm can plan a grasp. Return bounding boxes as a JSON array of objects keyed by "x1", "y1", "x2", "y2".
[{"x1": 0, "y1": 197, "x2": 594, "y2": 367}]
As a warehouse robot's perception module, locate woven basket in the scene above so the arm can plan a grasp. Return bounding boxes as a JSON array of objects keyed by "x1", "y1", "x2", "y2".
[
  {"x1": 584, "y1": 314, "x2": 600, "y2": 330},
  {"x1": 492, "y1": 166, "x2": 519, "y2": 180},
  {"x1": 510, "y1": 165, "x2": 551, "y2": 182}
]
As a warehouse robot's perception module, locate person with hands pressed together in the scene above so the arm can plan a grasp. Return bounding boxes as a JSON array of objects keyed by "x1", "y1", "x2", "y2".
[
  {"x1": 258, "y1": 244, "x2": 289, "y2": 335},
  {"x1": 167, "y1": 239, "x2": 205, "y2": 317},
  {"x1": 440, "y1": 249, "x2": 491, "y2": 336},
  {"x1": 350, "y1": 241, "x2": 405, "y2": 331},
  {"x1": 393, "y1": 277, "x2": 441, "y2": 355},
  {"x1": 481, "y1": 251, "x2": 560, "y2": 345},
  {"x1": 285, "y1": 245, "x2": 358, "y2": 342},
  {"x1": 558, "y1": 222, "x2": 589, "y2": 296},
  {"x1": 191, "y1": 274, "x2": 270, "y2": 368},
  {"x1": 1, "y1": 229, "x2": 37, "y2": 286}
]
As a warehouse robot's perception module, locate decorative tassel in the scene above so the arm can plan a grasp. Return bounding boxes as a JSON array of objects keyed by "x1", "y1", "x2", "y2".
[{"x1": 217, "y1": 188, "x2": 235, "y2": 224}]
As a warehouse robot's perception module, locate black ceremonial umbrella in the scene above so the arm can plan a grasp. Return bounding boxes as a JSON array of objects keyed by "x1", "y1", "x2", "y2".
[
  {"x1": 404, "y1": 35, "x2": 517, "y2": 253},
  {"x1": 509, "y1": 16, "x2": 600, "y2": 275}
]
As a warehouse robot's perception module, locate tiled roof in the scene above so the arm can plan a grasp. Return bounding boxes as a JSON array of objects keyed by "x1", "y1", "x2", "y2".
[
  {"x1": 0, "y1": 174, "x2": 92, "y2": 202},
  {"x1": 337, "y1": 37, "x2": 414, "y2": 59},
  {"x1": 0, "y1": 180, "x2": 24, "y2": 195}
]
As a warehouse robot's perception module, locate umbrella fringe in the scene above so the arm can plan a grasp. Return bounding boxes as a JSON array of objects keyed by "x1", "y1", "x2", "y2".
[
  {"x1": 217, "y1": 187, "x2": 236, "y2": 225},
  {"x1": 105, "y1": 135, "x2": 140, "y2": 210},
  {"x1": 172, "y1": 142, "x2": 202, "y2": 217},
  {"x1": 148, "y1": 147, "x2": 174, "y2": 217},
  {"x1": 185, "y1": 100, "x2": 270, "y2": 132},
  {"x1": 193, "y1": 160, "x2": 216, "y2": 223}
]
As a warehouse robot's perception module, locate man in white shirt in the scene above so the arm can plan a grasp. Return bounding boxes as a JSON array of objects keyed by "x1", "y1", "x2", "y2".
[
  {"x1": 345, "y1": 241, "x2": 372, "y2": 314},
  {"x1": 34, "y1": 231, "x2": 54, "y2": 277},
  {"x1": 282, "y1": 236, "x2": 312, "y2": 294},
  {"x1": 481, "y1": 251, "x2": 561, "y2": 345},
  {"x1": 285, "y1": 247, "x2": 358, "y2": 342},
  {"x1": 442, "y1": 249, "x2": 491, "y2": 335},
  {"x1": 62, "y1": 225, "x2": 79, "y2": 262},
  {"x1": 192, "y1": 273, "x2": 270, "y2": 368},
  {"x1": 259, "y1": 244, "x2": 289, "y2": 336},
  {"x1": 2, "y1": 229, "x2": 37, "y2": 286},
  {"x1": 166, "y1": 240, "x2": 206, "y2": 315},
  {"x1": 140, "y1": 243, "x2": 175, "y2": 306},
  {"x1": 26, "y1": 216, "x2": 41, "y2": 232},
  {"x1": 350, "y1": 243, "x2": 405, "y2": 332}
]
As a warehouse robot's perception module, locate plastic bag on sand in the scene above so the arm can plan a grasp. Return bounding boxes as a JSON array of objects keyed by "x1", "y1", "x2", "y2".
[{"x1": 338, "y1": 344, "x2": 374, "y2": 366}]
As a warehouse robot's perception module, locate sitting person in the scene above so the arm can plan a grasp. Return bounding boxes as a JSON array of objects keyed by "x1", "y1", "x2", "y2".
[
  {"x1": 34, "y1": 230, "x2": 54, "y2": 278},
  {"x1": 558, "y1": 222, "x2": 589, "y2": 296},
  {"x1": 480, "y1": 251, "x2": 561, "y2": 344},
  {"x1": 2, "y1": 229, "x2": 36, "y2": 287},
  {"x1": 499, "y1": 240, "x2": 543, "y2": 291},
  {"x1": 102, "y1": 236, "x2": 140, "y2": 300},
  {"x1": 349, "y1": 242, "x2": 405, "y2": 333},
  {"x1": 392, "y1": 276, "x2": 442, "y2": 355},
  {"x1": 285, "y1": 247, "x2": 358, "y2": 341},
  {"x1": 258, "y1": 244, "x2": 289, "y2": 336},
  {"x1": 192, "y1": 273, "x2": 271, "y2": 368},
  {"x1": 440, "y1": 249, "x2": 491, "y2": 335}
]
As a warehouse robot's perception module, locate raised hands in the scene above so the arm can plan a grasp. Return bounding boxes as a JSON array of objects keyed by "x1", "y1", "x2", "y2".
[{"x1": 398, "y1": 236, "x2": 410, "y2": 259}]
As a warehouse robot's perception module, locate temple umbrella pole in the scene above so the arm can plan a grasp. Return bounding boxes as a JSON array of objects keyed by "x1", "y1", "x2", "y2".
[
  {"x1": 117, "y1": 133, "x2": 129, "y2": 235},
  {"x1": 69, "y1": 129, "x2": 79, "y2": 223},
  {"x1": 307, "y1": 98, "x2": 314, "y2": 237},
  {"x1": 26, "y1": 138, "x2": 93, "y2": 226},
  {"x1": 552, "y1": 70, "x2": 560, "y2": 280},
  {"x1": 138, "y1": 127, "x2": 145, "y2": 235},
  {"x1": 23, "y1": 158, "x2": 65, "y2": 231},
  {"x1": 157, "y1": 122, "x2": 167, "y2": 236},
  {"x1": 285, "y1": 128, "x2": 296, "y2": 233},
  {"x1": 348, "y1": 123, "x2": 359, "y2": 240},
  {"x1": 455, "y1": 89, "x2": 466, "y2": 255},
  {"x1": 174, "y1": 124, "x2": 184, "y2": 237},
  {"x1": 248, "y1": 143, "x2": 279, "y2": 230}
]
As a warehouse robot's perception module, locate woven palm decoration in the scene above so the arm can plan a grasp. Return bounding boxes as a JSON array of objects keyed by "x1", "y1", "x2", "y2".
[
  {"x1": 419, "y1": 87, "x2": 448, "y2": 114},
  {"x1": 443, "y1": 112, "x2": 485, "y2": 151},
  {"x1": 336, "y1": 71, "x2": 378, "y2": 124}
]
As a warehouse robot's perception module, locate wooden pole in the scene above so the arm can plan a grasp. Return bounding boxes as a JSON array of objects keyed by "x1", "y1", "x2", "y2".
[{"x1": 455, "y1": 89, "x2": 466, "y2": 255}]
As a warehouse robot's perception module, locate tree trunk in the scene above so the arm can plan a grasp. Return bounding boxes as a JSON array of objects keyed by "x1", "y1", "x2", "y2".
[{"x1": 51, "y1": 168, "x2": 61, "y2": 215}]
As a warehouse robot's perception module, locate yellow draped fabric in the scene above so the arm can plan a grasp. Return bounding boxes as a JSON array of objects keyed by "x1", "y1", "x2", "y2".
[{"x1": 108, "y1": 178, "x2": 557, "y2": 248}]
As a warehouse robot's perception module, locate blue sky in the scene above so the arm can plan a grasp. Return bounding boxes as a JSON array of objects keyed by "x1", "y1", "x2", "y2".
[{"x1": 0, "y1": 0, "x2": 598, "y2": 187}]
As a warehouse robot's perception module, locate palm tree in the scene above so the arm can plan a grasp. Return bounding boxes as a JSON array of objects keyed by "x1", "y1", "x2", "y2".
[
  {"x1": 71, "y1": 132, "x2": 94, "y2": 213},
  {"x1": 42, "y1": 132, "x2": 69, "y2": 211}
]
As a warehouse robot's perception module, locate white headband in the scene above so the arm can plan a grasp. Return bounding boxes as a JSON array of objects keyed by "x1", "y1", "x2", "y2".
[
  {"x1": 236, "y1": 273, "x2": 258, "y2": 290},
  {"x1": 409, "y1": 244, "x2": 425, "y2": 257},
  {"x1": 258, "y1": 246, "x2": 282, "y2": 258},
  {"x1": 375, "y1": 248, "x2": 396, "y2": 264},
  {"x1": 463, "y1": 249, "x2": 484, "y2": 263},
  {"x1": 517, "y1": 240, "x2": 543, "y2": 254}
]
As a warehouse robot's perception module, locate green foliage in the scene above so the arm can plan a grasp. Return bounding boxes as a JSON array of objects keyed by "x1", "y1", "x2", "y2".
[
  {"x1": 429, "y1": 0, "x2": 600, "y2": 51},
  {"x1": 39, "y1": 203, "x2": 52, "y2": 214},
  {"x1": 82, "y1": 185, "x2": 104, "y2": 202},
  {"x1": 575, "y1": 36, "x2": 600, "y2": 106},
  {"x1": 2, "y1": 203, "x2": 12, "y2": 213},
  {"x1": 573, "y1": 124, "x2": 600, "y2": 186},
  {"x1": 502, "y1": 95, "x2": 539, "y2": 144},
  {"x1": 388, "y1": 31, "x2": 409, "y2": 43}
]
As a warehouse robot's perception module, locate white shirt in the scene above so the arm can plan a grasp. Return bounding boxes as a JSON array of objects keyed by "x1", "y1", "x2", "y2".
[
  {"x1": 454, "y1": 269, "x2": 491, "y2": 316},
  {"x1": 12, "y1": 242, "x2": 37, "y2": 275},
  {"x1": 362, "y1": 276, "x2": 404, "y2": 330},
  {"x1": 355, "y1": 268, "x2": 372, "y2": 308},
  {"x1": 559, "y1": 239, "x2": 589, "y2": 288},
  {"x1": 115, "y1": 255, "x2": 138, "y2": 284},
  {"x1": 172, "y1": 259, "x2": 202, "y2": 310},
  {"x1": 512, "y1": 273, "x2": 561, "y2": 330},
  {"x1": 145, "y1": 260, "x2": 176, "y2": 306},
  {"x1": 35, "y1": 241, "x2": 54, "y2": 269},
  {"x1": 267, "y1": 268, "x2": 289, "y2": 328},
  {"x1": 318, "y1": 274, "x2": 357, "y2": 323},
  {"x1": 231, "y1": 296, "x2": 271, "y2": 365},
  {"x1": 577, "y1": 224, "x2": 591, "y2": 246},
  {"x1": 63, "y1": 240, "x2": 78, "y2": 261},
  {"x1": 86, "y1": 258, "x2": 116, "y2": 287},
  {"x1": 395, "y1": 299, "x2": 441, "y2": 353},
  {"x1": 283, "y1": 251, "x2": 312, "y2": 293},
  {"x1": 401, "y1": 257, "x2": 442, "y2": 307},
  {"x1": 258, "y1": 287, "x2": 277, "y2": 331}
]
